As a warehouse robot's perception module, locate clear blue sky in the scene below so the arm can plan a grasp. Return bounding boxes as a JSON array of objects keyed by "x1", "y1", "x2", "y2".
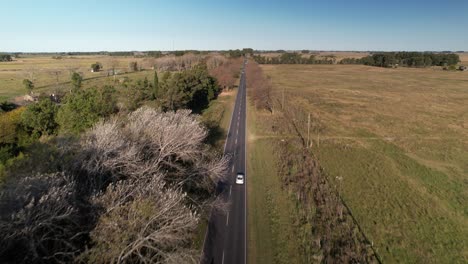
[{"x1": 1, "y1": 0, "x2": 467, "y2": 52}]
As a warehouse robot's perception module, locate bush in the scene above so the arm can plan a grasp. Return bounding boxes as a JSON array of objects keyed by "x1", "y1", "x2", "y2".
[
  {"x1": 0, "y1": 108, "x2": 25, "y2": 145},
  {"x1": 21, "y1": 98, "x2": 59, "y2": 137},
  {"x1": 56, "y1": 87, "x2": 117, "y2": 134}
]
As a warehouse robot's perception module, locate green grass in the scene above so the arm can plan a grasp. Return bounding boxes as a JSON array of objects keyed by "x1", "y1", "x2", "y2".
[
  {"x1": 247, "y1": 100, "x2": 302, "y2": 264},
  {"x1": 261, "y1": 64, "x2": 468, "y2": 263},
  {"x1": 316, "y1": 138, "x2": 467, "y2": 263}
]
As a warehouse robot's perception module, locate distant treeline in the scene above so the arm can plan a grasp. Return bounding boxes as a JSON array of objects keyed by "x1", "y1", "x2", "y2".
[
  {"x1": 0, "y1": 54, "x2": 12, "y2": 62},
  {"x1": 7, "y1": 50, "x2": 255, "y2": 58},
  {"x1": 252, "y1": 52, "x2": 460, "y2": 68},
  {"x1": 253, "y1": 53, "x2": 336, "y2": 64},
  {"x1": 340, "y1": 52, "x2": 460, "y2": 67}
]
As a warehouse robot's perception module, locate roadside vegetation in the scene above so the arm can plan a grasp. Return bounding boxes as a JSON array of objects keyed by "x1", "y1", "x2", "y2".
[
  {"x1": 0, "y1": 54, "x2": 242, "y2": 263},
  {"x1": 258, "y1": 63, "x2": 468, "y2": 263}
]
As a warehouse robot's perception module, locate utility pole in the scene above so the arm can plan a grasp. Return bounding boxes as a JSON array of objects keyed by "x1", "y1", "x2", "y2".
[
  {"x1": 307, "y1": 113, "x2": 311, "y2": 148},
  {"x1": 282, "y1": 86, "x2": 285, "y2": 110}
]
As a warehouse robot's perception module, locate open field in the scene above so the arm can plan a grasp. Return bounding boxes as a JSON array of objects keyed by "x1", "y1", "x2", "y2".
[
  {"x1": 458, "y1": 53, "x2": 468, "y2": 64},
  {"x1": 247, "y1": 100, "x2": 303, "y2": 264},
  {"x1": 0, "y1": 55, "x2": 154, "y2": 100},
  {"x1": 256, "y1": 51, "x2": 370, "y2": 61},
  {"x1": 260, "y1": 64, "x2": 468, "y2": 263}
]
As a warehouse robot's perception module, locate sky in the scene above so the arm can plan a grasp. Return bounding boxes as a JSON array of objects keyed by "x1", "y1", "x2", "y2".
[{"x1": 1, "y1": 0, "x2": 467, "y2": 52}]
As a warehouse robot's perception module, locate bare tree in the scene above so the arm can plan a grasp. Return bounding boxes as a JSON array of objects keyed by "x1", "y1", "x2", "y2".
[
  {"x1": 0, "y1": 172, "x2": 86, "y2": 263},
  {"x1": 246, "y1": 61, "x2": 273, "y2": 112},
  {"x1": 80, "y1": 107, "x2": 227, "y2": 192},
  {"x1": 82, "y1": 177, "x2": 199, "y2": 263},
  {"x1": 0, "y1": 107, "x2": 228, "y2": 263}
]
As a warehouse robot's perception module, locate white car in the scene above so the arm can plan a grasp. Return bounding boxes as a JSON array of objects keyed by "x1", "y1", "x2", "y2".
[{"x1": 235, "y1": 173, "x2": 244, "y2": 184}]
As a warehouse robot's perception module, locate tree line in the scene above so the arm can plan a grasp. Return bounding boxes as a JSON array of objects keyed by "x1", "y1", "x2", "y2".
[
  {"x1": 340, "y1": 52, "x2": 460, "y2": 67},
  {"x1": 253, "y1": 53, "x2": 336, "y2": 64},
  {"x1": 0, "y1": 54, "x2": 12, "y2": 62}
]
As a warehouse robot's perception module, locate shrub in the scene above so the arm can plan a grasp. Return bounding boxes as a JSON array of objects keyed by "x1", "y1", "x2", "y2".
[{"x1": 21, "y1": 98, "x2": 59, "y2": 137}]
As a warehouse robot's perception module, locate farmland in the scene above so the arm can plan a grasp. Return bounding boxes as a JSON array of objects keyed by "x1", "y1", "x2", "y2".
[
  {"x1": 257, "y1": 64, "x2": 468, "y2": 263},
  {"x1": 0, "y1": 55, "x2": 156, "y2": 101}
]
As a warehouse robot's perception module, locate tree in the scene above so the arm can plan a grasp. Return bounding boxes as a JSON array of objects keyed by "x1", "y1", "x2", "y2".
[
  {"x1": 246, "y1": 61, "x2": 273, "y2": 112},
  {"x1": 71, "y1": 72, "x2": 82, "y2": 91},
  {"x1": 77, "y1": 107, "x2": 228, "y2": 263},
  {"x1": 0, "y1": 107, "x2": 229, "y2": 263},
  {"x1": 91, "y1": 62, "x2": 102, "y2": 72},
  {"x1": 22, "y1": 79, "x2": 34, "y2": 95},
  {"x1": 163, "y1": 64, "x2": 220, "y2": 113},
  {"x1": 21, "y1": 98, "x2": 59, "y2": 137},
  {"x1": 0, "y1": 108, "x2": 25, "y2": 145},
  {"x1": 153, "y1": 71, "x2": 159, "y2": 99},
  {"x1": 0, "y1": 54, "x2": 12, "y2": 62},
  {"x1": 56, "y1": 87, "x2": 117, "y2": 134},
  {"x1": 128, "y1": 61, "x2": 138, "y2": 72}
]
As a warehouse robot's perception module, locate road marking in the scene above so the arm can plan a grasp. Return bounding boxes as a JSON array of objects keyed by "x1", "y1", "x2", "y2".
[
  {"x1": 226, "y1": 211, "x2": 229, "y2": 226},
  {"x1": 222, "y1": 251, "x2": 225, "y2": 264},
  {"x1": 229, "y1": 185, "x2": 232, "y2": 196},
  {"x1": 235, "y1": 138, "x2": 237, "y2": 144},
  {"x1": 200, "y1": 66, "x2": 244, "y2": 263},
  {"x1": 232, "y1": 166, "x2": 234, "y2": 173}
]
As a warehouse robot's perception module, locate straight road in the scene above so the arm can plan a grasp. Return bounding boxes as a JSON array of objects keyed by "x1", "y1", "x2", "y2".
[{"x1": 201, "y1": 60, "x2": 247, "y2": 264}]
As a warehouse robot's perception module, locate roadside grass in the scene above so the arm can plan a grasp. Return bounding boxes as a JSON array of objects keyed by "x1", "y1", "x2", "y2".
[
  {"x1": 261, "y1": 64, "x2": 468, "y2": 263},
  {"x1": 247, "y1": 100, "x2": 302, "y2": 264}
]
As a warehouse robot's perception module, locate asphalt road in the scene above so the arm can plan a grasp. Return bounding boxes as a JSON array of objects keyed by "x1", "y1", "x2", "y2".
[{"x1": 201, "y1": 60, "x2": 247, "y2": 264}]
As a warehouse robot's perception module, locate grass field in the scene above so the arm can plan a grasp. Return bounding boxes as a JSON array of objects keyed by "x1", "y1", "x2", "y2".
[
  {"x1": 260, "y1": 64, "x2": 468, "y2": 263},
  {"x1": 458, "y1": 53, "x2": 468, "y2": 64},
  {"x1": 247, "y1": 99, "x2": 304, "y2": 264},
  {"x1": 0, "y1": 55, "x2": 153, "y2": 100}
]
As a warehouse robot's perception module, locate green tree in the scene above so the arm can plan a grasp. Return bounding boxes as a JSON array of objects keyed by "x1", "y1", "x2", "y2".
[
  {"x1": 164, "y1": 64, "x2": 220, "y2": 113},
  {"x1": 152, "y1": 71, "x2": 159, "y2": 100},
  {"x1": 128, "y1": 62, "x2": 138, "y2": 72},
  {"x1": 71, "y1": 72, "x2": 83, "y2": 91},
  {"x1": 91, "y1": 62, "x2": 102, "y2": 72},
  {"x1": 23, "y1": 79, "x2": 34, "y2": 95},
  {"x1": 21, "y1": 98, "x2": 59, "y2": 137},
  {"x1": 57, "y1": 87, "x2": 117, "y2": 134}
]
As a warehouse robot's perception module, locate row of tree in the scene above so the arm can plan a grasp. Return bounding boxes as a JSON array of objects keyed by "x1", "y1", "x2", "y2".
[
  {"x1": 340, "y1": 52, "x2": 460, "y2": 67},
  {"x1": 246, "y1": 61, "x2": 273, "y2": 112},
  {"x1": 0, "y1": 54, "x2": 12, "y2": 62},
  {"x1": 253, "y1": 53, "x2": 336, "y2": 64}
]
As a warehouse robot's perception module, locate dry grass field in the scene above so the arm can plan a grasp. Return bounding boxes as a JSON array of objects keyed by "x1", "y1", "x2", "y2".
[
  {"x1": 0, "y1": 55, "x2": 153, "y2": 101},
  {"x1": 260, "y1": 64, "x2": 468, "y2": 263},
  {"x1": 457, "y1": 53, "x2": 468, "y2": 64},
  {"x1": 256, "y1": 51, "x2": 370, "y2": 61}
]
